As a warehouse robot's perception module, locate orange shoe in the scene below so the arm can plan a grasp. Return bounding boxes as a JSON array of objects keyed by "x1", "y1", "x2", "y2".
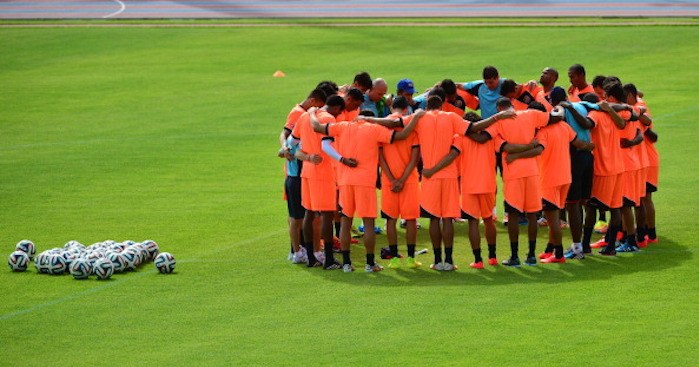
[
  {"x1": 637, "y1": 238, "x2": 648, "y2": 248},
  {"x1": 590, "y1": 239, "x2": 608, "y2": 249},
  {"x1": 647, "y1": 237, "x2": 659, "y2": 244},
  {"x1": 539, "y1": 252, "x2": 554, "y2": 260},
  {"x1": 541, "y1": 256, "x2": 566, "y2": 264},
  {"x1": 469, "y1": 261, "x2": 484, "y2": 269},
  {"x1": 488, "y1": 258, "x2": 498, "y2": 266},
  {"x1": 350, "y1": 237, "x2": 359, "y2": 244}
]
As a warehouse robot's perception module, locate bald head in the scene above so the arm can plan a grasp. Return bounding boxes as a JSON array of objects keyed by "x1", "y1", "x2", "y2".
[
  {"x1": 367, "y1": 78, "x2": 388, "y2": 102},
  {"x1": 539, "y1": 67, "x2": 559, "y2": 89}
]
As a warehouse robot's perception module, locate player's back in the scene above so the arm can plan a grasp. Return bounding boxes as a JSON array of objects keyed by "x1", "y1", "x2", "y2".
[{"x1": 415, "y1": 110, "x2": 461, "y2": 179}]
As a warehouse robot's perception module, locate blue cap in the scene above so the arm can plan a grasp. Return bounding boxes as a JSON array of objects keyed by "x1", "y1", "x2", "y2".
[{"x1": 397, "y1": 79, "x2": 415, "y2": 94}]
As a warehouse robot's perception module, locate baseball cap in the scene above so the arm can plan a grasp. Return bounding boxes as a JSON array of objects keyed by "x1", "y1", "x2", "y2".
[{"x1": 397, "y1": 79, "x2": 415, "y2": 94}]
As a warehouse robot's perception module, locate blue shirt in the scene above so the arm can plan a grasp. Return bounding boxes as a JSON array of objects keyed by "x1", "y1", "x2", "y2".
[
  {"x1": 360, "y1": 94, "x2": 390, "y2": 118},
  {"x1": 564, "y1": 102, "x2": 599, "y2": 142},
  {"x1": 285, "y1": 138, "x2": 302, "y2": 177},
  {"x1": 460, "y1": 78, "x2": 505, "y2": 118}
]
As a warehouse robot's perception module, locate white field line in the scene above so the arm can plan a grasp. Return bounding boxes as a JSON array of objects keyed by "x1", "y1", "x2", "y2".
[
  {"x1": 103, "y1": 0, "x2": 126, "y2": 19},
  {"x1": 0, "y1": 230, "x2": 285, "y2": 321}
]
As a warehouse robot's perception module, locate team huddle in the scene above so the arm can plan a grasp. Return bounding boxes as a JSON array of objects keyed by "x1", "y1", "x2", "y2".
[{"x1": 277, "y1": 65, "x2": 660, "y2": 273}]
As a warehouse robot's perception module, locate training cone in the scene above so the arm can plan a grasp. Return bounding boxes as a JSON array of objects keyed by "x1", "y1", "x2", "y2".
[{"x1": 273, "y1": 70, "x2": 286, "y2": 78}]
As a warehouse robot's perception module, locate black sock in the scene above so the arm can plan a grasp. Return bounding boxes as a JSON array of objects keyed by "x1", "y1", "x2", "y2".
[
  {"x1": 433, "y1": 247, "x2": 442, "y2": 264},
  {"x1": 528, "y1": 240, "x2": 536, "y2": 258},
  {"x1": 366, "y1": 253, "x2": 375, "y2": 266},
  {"x1": 290, "y1": 243, "x2": 294, "y2": 254},
  {"x1": 582, "y1": 226, "x2": 594, "y2": 251},
  {"x1": 637, "y1": 227, "x2": 646, "y2": 242},
  {"x1": 445, "y1": 247, "x2": 454, "y2": 264},
  {"x1": 544, "y1": 243, "x2": 554, "y2": 254},
  {"x1": 304, "y1": 242, "x2": 315, "y2": 263},
  {"x1": 342, "y1": 250, "x2": 351, "y2": 265},
  {"x1": 334, "y1": 221, "x2": 341, "y2": 237},
  {"x1": 324, "y1": 240, "x2": 334, "y2": 261},
  {"x1": 473, "y1": 248, "x2": 482, "y2": 263},
  {"x1": 389, "y1": 244, "x2": 399, "y2": 258},
  {"x1": 407, "y1": 244, "x2": 416, "y2": 258},
  {"x1": 648, "y1": 227, "x2": 657, "y2": 240},
  {"x1": 510, "y1": 241, "x2": 519, "y2": 259},
  {"x1": 606, "y1": 226, "x2": 621, "y2": 250},
  {"x1": 488, "y1": 244, "x2": 497, "y2": 259},
  {"x1": 627, "y1": 234, "x2": 637, "y2": 248},
  {"x1": 554, "y1": 245, "x2": 564, "y2": 258}
]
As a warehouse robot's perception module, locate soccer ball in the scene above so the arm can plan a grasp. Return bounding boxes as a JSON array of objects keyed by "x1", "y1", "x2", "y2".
[
  {"x1": 154, "y1": 252, "x2": 176, "y2": 274},
  {"x1": 34, "y1": 252, "x2": 51, "y2": 274},
  {"x1": 106, "y1": 251, "x2": 126, "y2": 273},
  {"x1": 47, "y1": 254, "x2": 67, "y2": 275},
  {"x1": 69, "y1": 258, "x2": 92, "y2": 280},
  {"x1": 93, "y1": 258, "x2": 114, "y2": 280},
  {"x1": 15, "y1": 240, "x2": 36, "y2": 260},
  {"x1": 121, "y1": 249, "x2": 138, "y2": 271},
  {"x1": 141, "y1": 240, "x2": 159, "y2": 259},
  {"x1": 8, "y1": 251, "x2": 30, "y2": 272}
]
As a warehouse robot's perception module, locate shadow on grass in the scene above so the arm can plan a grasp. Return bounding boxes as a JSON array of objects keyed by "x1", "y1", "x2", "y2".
[{"x1": 301, "y1": 236, "x2": 690, "y2": 287}]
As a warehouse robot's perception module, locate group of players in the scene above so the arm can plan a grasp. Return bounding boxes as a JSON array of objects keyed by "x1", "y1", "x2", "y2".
[{"x1": 277, "y1": 64, "x2": 660, "y2": 273}]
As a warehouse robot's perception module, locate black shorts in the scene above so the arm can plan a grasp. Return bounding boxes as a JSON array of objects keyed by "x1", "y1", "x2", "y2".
[
  {"x1": 284, "y1": 176, "x2": 305, "y2": 219},
  {"x1": 567, "y1": 148, "x2": 593, "y2": 202}
]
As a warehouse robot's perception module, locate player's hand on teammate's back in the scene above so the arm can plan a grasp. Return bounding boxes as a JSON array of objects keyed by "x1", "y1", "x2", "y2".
[{"x1": 340, "y1": 157, "x2": 358, "y2": 167}]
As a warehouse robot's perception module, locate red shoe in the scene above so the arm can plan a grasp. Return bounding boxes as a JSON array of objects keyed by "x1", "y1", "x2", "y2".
[
  {"x1": 616, "y1": 232, "x2": 624, "y2": 241},
  {"x1": 539, "y1": 252, "x2": 554, "y2": 260},
  {"x1": 350, "y1": 237, "x2": 359, "y2": 244},
  {"x1": 469, "y1": 261, "x2": 484, "y2": 269},
  {"x1": 488, "y1": 258, "x2": 498, "y2": 266},
  {"x1": 541, "y1": 256, "x2": 566, "y2": 264},
  {"x1": 647, "y1": 237, "x2": 659, "y2": 244},
  {"x1": 590, "y1": 239, "x2": 608, "y2": 249},
  {"x1": 637, "y1": 239, "x2": 648, "y2": 248}
]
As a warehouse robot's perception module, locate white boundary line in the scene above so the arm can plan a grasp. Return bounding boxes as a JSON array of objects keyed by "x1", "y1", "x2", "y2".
[{"x1": 103, "y1": 0, "x2": 126, "y2": 19}]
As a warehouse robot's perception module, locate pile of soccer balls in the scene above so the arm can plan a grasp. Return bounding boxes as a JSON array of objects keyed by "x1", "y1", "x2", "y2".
[{"x1": 8, "y1": 239, "x2": 176, "y2": 280}]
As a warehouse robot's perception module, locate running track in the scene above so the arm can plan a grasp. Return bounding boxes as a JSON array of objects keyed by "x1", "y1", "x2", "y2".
[{"x1": 1, "y1": 1, "x2": 698, "y2": 19}]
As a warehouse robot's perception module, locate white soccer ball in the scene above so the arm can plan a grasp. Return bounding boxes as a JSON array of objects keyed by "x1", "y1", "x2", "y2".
[
  {"x1": 69, "y1": 258, "x2": 92, "y2": 280},
  {"x1": 121, "y1": 250, "x2": 137, "y2": 271},
  {"x1": 15, "y1": 240, "x2": 36, "y2": 260},
  {"x1": 141, "y1": 240, "x2": 160, "y2": 259},
  {"x1": 154, "y1": 252, "x2": 176, "y2": 274},
  {"x1": 8, "y1": 251, "x2": 30, "y2": 272},
  {"x1": 106, "y1": 251, "x2": 126, "y2": 273},
  {"x1": 47, "y1": 254, "x2": 67, "y2": 275},
  {"x1": 93, "y1": 258, "x2": 114, "y2": 280},
  {"x1": 34, "y1": 252, "x2": 51, "y2": 274}
]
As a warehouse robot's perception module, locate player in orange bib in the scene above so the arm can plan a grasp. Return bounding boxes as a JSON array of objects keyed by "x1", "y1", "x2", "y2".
[
  {"x1": 535, "y1": 108, "x2": 595, "y2": 263},
  {"x1": 417, "y1": 90, "x2": 514, "y2": 271},
  {"x1": 309, "y1": 104, "x2": 425, "y2": 273},
  {"x1": 490, "y1": 99, "x2": 565, "y2": 267},
  {"x1": 289, "y1": 95, "x2": 347, "y2": 269}
]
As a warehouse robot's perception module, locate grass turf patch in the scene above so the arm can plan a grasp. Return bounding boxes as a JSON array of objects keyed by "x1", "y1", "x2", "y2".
[{"x1": 0, "y1": 24, "x2": 697, "y2": 366}]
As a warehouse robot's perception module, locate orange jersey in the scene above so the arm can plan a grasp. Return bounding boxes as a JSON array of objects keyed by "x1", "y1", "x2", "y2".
[
  {"x1": 380, "y1": 113, "x2": 419, "y2": 184},
  {"x1": 336, "y1": 108, "x2": 359, "y2": 123},
  {"x1": 414, "y1": 110, "x2": 470, "y2": 179},
  {"x1": 328, "y1": 121, "x2": 395, "y2": 187},
  {"x1": 537, "y1": 122, "x2": 577, "y2": 188},
  {"x1": 568, "y1": 84, "x2": 596, "y2": 102},
  {"x1": 284, "y1": 104, "x2": 307, "y2": 132},
  {"x1": 620, "y1": 120, "x2": 642, "y2": 171},
  {"x1": 442, "y1": 101, "x2": 465, "y2": 116},
  {"x1": 456, "y1": 88, "x2": 480, "y2": 111},
  {"x1": 291, "y1": 111, "x2": 336, "y2": 180},
  {"x1": 489, "y1": 109, "x2": 549, "y2": 180},
  {"x1": 453, "y1": 134, "x2": 497, "y2": 194},
  {"x1": 588, "y1": 110, "x2": 630, "y2": 176}
]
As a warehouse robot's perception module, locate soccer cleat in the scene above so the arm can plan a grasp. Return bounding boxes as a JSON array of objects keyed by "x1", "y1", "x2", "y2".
[
  {"x1": 469, "y1": 261, "x2": 484, "y2": 269},
  {"x1": 615, "y1": 243, "x2": 640, "y2": 253},
  {"x1": 442, "y1": 262, "x2": 458, "y2": 271},
  {"x1": 598, "y1": 247, "x2": 616, "y2": 256},
  {"x1": 537, "y1": 217, "x2": 548, "y2": 227},
  {"x1": 342, "y1": 264, "x2": 355, "y2": 273},
  {"x1": 287, "y1": 252, "x2": 294, "y2": 261},
  {"x1": 502, "y1": 257, "x2": 521, "y2": 267},
  {"x1": 647, "y1": 237, "x2": 659, "y2": 244},
  {"x1": 560, "y1": 220, "x2": 570, "y2": 229},
  {"x1": 525, "y1": 255, "x2": 537, "y2": 266},
  {"x1": 406, "y1": 257, "x2": 422, "y2": 269},
  {"x1": 541, "y1": 256, "x2": 566, "y2": 264},
  {"x1": 590, "y1": 239, "x2": 608, "y2": 249},
  {"x1": 332, "y1": 237, "x2": 342, "y2": 252},
  {"x1": 324, "y1": 260, "x2": 342, "y2": 270},
  {"x1": 502, "y1": 212, "x2": 509, "y2": 226},
  {"x1": 388, "y1": 257, "x2": 401, "y2": 269},
  {"x1": 292, "y1": 251, "x2": 307, "y2": 264},
  {"x1": 539, "y1": 252, "x2": 554, "y2": 260},
  {"x1": 430, "y1": 262, "x2": 445, "y2": 271},
  {"x1": 365, "y1": 263, "x2": 384, "y2": 273},
  {"x1": 314, "y1": 251, "x2": 325, "y2": 265},
  {"x1": 488, "y1": 258, "x2": 498, "y2": 266},
  {"x1": 637, "y1": 238, "x2": 648, "y2": 248},
  {"x1": 399, "y1": 219, "x2": 407, "y2": 228},
  {"x1": 594, "y1": 220, "x2": 608, "y2": 234}
]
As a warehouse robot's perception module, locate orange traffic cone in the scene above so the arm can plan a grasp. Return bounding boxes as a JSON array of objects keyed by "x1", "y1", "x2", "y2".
[{"x1": 273, "y1": 70, "x2": 286, "y2": 78}]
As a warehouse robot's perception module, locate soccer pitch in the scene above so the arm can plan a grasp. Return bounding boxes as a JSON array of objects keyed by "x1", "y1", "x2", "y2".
[{"x1": 1, "y1": 22, "x2": 697, "y2": 366}]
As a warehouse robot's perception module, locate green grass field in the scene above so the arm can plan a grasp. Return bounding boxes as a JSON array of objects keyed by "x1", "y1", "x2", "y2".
[{"x1": 1, "y1": 22, "x2": 698, "y2": 366}]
